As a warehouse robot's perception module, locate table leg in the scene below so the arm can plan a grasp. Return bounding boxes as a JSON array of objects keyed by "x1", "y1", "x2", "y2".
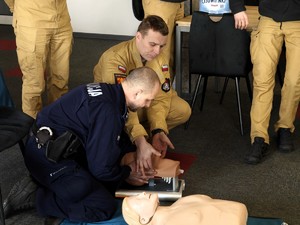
[{"x1": 175, "y1": 25, "x2": 183, "y2": 97}]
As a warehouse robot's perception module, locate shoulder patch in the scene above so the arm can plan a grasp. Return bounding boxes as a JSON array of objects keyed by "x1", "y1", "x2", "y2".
[
  {"x1": 114, "y1": 74, "x2": 127, "y2": 84},
  {"x1": 162, "y1": 64, "x2": 169, "y2": 72},
  {"x1": 86, "y1": 83, "x2": 103, "y2": 97},
  {"x1": 118, "y1": 65, "x2": 127, "y2": 73},
  {"x1": 161, "y1": 78, "x2": 171, "y2": 92}
]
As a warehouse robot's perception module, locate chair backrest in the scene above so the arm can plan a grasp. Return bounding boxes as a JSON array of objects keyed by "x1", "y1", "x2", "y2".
[
  {"x1": 0, "y1": 107, "x2": 34, "y2": 152},
  {"x1": 189, "y1": 12, "x2": 252, "y2": 77},
  {"x1": 0, "y1": 69, "x2": 14, "y2": 108},
  {"x1": 0, "y1": 69, "x2": 34, "y2": 152},
  {"x1": 245, "y1": 0, "x2": 259, "y2": 6}
]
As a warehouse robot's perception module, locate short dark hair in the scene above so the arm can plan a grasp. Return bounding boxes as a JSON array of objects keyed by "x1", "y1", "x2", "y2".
[
  {"x1": 137, "y1": 15, "x2": 169, "y2": 37},
  {"x1": 125, "y1": 66, "x2": 160, "y2": 93}
]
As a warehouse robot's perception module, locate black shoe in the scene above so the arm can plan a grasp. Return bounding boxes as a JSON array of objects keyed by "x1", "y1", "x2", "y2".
[
  {"x1": 44, "y1": 216, "x2": 64, "y2": 225},
  {"x1": 245, "y1": 137, "x2": 269, "y2": 165},
  {"x1": 3, "y1": 175, "x2": 38, "y2": 218},
  {"x1": 277, "y1": 128, "x2": 295, "y2": 153}
]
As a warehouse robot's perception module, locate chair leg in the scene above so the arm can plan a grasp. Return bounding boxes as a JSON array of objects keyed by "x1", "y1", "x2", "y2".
[
  {"x1": 18, "y1": 139, "x2": 26, "y2": 153},
  {"x1": 219, "y1": 77, "x2": 230, "y2": 104},
  {"x1": 188, "y1": 73, "x2": 192, "y2": 94},
  {"x1": 234, "y1": 77, "x2": 244, "y2": 136},
  {"x1": 0, "y1": 186, "x2": 5, "y2": 225},
  {"x1": 199, "y1": 76, "x2": 208, "y2": 111},
  {"x1": 185, "y1": 74, "x2": 203, "y2": 129}
]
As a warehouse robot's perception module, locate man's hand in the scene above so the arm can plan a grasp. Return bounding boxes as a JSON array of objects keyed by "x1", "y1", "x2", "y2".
[
  {"x1": 134, "y1": 136, "x2": 161, "y2": 176},
  {"x1": 234, "y1": 11, "x2": 249, "y2": 30},
  {"x1": 152, "y1": 132, "x2": 174, "y2": 158},
  {"x1": 125, "y1": 160, "x2": 156, "y2": 186}
]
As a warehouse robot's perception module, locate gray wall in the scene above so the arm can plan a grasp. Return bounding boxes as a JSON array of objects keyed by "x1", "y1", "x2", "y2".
[{"x1": 0, "y1": 0, "x2": 11, "y2": 15}]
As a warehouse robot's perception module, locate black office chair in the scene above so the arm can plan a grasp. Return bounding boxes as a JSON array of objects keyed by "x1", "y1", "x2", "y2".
[
  {"x1": 244, "y1": 0, "x2": 259, "y2": 6},
  {"x1": 0, "y1": 70, "x2": 34, "y2": 225},
  {"x1": 185, "y1": 12, "x2": 252, "y2": 135}
]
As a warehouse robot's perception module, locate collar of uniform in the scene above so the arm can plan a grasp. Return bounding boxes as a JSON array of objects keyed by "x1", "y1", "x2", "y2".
[
  {"x1": 141, "y1": 57, "x2": 147, "y2": 66},
  {"x1": 118, "y1": 84, "x2": 128, "y2": 121},
  {"x1": 131, "y1": 37, "x2": 144, "y2": 68}
]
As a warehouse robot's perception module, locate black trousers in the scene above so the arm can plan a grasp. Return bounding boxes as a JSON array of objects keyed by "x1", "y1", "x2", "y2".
[{"x1": 23, "y1": 136, "x2": 117, "y2": 222}]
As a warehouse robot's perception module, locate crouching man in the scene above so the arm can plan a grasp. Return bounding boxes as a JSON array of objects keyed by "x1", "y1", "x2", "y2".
[{"x1": 3, "y1": 67, "x2": 160, "y2": 224}]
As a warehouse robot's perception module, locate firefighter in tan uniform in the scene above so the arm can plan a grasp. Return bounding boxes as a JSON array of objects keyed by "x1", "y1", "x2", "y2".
[
  {"x1": 94, "y1": 15, "x2": 191, "y2": 173},
  {"x1": 4, "y1": 0, "x2": 73, "y2": 119},
  {"x1": 142, "y1": 0, "x2": 185, "y2": 73}
]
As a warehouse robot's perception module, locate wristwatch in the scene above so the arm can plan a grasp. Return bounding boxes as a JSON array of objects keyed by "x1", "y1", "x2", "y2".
[{"x1": 151, "y1": 128, "x2": 165, "y2": 136}]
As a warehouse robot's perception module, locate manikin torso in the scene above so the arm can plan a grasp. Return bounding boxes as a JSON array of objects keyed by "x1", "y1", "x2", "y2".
[
  {"x1": 123, "y1": 191, "x2": 248, "y2": 225},
  {"x1": 151, "y1": 195, "x2": 247, "y2": 225}
]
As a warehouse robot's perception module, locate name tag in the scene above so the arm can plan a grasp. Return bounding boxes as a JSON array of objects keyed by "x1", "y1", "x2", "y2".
[{"x1": 199, "y1": 0, "x2": 231, "y2": 14}]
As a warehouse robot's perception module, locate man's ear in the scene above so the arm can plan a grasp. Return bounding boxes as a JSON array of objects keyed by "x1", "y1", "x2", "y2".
[
  {"x1": 136, "y1": 32, "x2": 142, "y2": 41},
  {"x1": 134, "y1": 89, "x2": 143, "y2": 100}
]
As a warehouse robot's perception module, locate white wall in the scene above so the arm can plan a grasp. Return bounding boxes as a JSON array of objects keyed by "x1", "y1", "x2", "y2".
[
  {"x1": 0, "y1": 15, "x2": 12, "y2": 25},
  {"x1": 67, "y1": 0, "x2": 140, "y2": 36},
  {"x1": 0, "y1": 0, "x2": 141, "y2": 36}
]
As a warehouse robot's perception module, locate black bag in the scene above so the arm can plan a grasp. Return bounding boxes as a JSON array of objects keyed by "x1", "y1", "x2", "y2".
[{"x1": 132, "y1": 0, "x2": 144, "y2": 21}]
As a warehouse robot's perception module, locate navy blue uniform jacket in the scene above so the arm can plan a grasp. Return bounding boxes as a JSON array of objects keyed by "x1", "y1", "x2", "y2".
[{"x1": 35, "y1": 83, "x2": 131, "y2": 184}]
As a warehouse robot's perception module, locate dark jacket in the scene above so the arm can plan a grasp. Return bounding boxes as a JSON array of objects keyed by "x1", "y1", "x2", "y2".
[
  {"x1": 230, "y1": 0, "x2": 247, "y2": 14},
  {"x1": 198, "y1": 0, "x2": 247, "y2": 14},
  {"x1": 35, "y1": 83, "x2": 130, "y2": 184},
  {"x1": 259, "y1": 0, "x2": 300, "y2": 22}
]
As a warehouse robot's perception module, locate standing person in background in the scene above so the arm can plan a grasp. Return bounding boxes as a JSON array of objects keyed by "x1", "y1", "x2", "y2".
[
  {"x1": 142, "y1": 0, "x2": 185, "y2": 74},
  {"x1": 245, "y1": 0, "x2": 300, "y2": 164},
  {"x1": 4, "y1": 0, "x2": 73, "y2": 119},
  {"x1": 199, "y1": 0, "x2": 249, "y2": 30},
  {"x1": 141, "y1": 0, "x2": 249, "y2": 74}
]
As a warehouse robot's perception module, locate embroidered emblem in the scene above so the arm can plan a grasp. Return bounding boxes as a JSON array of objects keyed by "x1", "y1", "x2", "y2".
[
  {"x1": 161, "y1": 78, "x2": 171, "y2": 92},
  {"x1": 118, "y1": 65, "x2": 127, "y2": 73},
  {"x1": 162, "y1": 64, "x2": 169, "y2": 72},
  {"x1": 114, "y1": 74, "x2": 127, "y2": 84}
]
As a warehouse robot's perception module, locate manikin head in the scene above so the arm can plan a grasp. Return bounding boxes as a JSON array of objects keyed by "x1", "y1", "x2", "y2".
[
  {"x1": 135, "y1": 15, "x2": 169, "y2": 62},
  {"x1": 122, "y1": 67, "x2": 160, "y2": 112},
  {"x1": 122, "y1": 192, "x2": 159, "y2": 225}
]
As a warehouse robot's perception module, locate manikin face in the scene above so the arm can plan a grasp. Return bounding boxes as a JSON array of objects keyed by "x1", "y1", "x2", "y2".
[
  {"x1": 127, "y1": 84, "x2": 159, "y2": 112},
  {"x1": 136, "y1": 29, "x2": 167, "y2": 61},
  {"x1": 131, "y1": 192, "x2": 159, "y2": 223}
]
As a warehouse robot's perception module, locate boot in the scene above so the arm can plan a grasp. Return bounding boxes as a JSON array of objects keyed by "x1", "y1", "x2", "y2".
[
  {"x1": 277, "y1": 128, "x2": 294, "y2": 153},
  {"x1": 3, "y1": 175, "x2": 37, "y2": 218},
  {"x1": 245, "y1": 137, "x2": 269, "y2": 164}
]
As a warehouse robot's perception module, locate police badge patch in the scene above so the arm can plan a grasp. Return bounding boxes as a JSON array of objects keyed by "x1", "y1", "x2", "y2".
[
  {"x1": 161, "y1": 78, "x2": 171, "y2": 92},
  {"x1": 114, "y1": 74, "x2": 127, "y2": 84}
]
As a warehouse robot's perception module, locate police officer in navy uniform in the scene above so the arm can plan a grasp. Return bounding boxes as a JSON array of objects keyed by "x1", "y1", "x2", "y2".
[{"x1": 3, "y1": 67, "x2": 161, "y2": 224}]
